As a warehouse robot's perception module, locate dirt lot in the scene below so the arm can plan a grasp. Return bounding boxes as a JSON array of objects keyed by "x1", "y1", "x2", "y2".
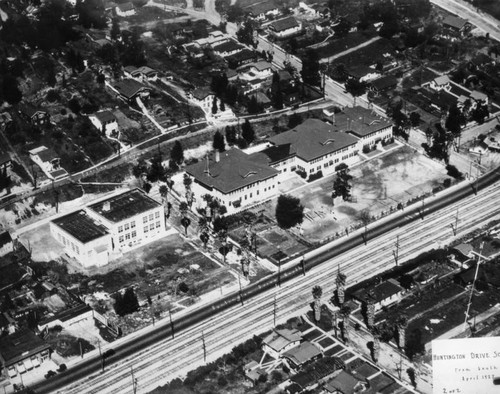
[{"x1": 256, "y1": 144, "x2": 448, "y2": 244}]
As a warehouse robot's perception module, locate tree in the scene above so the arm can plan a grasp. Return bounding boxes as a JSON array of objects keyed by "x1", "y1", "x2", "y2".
[
  {"x1": 236, "y1": 19, "x2": 256, "y2": 46},
  {"x1": 211, "y1": 97, "x2": 218, "y2": 115},
  {"x1": 114, "y1": 288, "x2": 139, "y2": 316},
  {"x1": 68, "y1": 97, "x2": 81, "y2": 114},
  {"x1": 345, "y1": 78, "x2": 367, "y2": 99},
  {"x1": 147, "y1": 154, "x2": 166, "y2": 183},
  {"x1": 396, "y1": 314, "x2": 408, "y2": 350},
  {"x1": 170, "y1": 141, "x2": 184, "y2": 165},
  {"x1": 287, "y1": 113, "x2": 302, "y2": 129},
  {"x1": 336, "y1": 267, "x2": 346, "y2": 305},
  {"x1": 409, "y1": 112, "x2": 421, "y2": 128},
  {"x1": 200, "y1": 232, "x2": 209, "y2": 249},
  {"x1": 333, "y1": 17, "x2": 351, "y2": 37},
  {"x1": 225, "y1": 125, "x2": 237, "y2": 145},
  {"x1": 312, "y1": 285, "x2": 322, "y2": 322},
  {"x1": 213, "y1": 130, "x2": 226, "y2": 152},
  {"x1": 3, "y1": 75, "x2": 22, "y2": 105},
  {"x1": 181, "y1": 216, "x2": 191, "y2": 236},
  {"x1": 0, "y1": 166, "x2": 12, "y2": 194},
  {"x1": 219, "y1": 99, "x2": 226, "y2": 112},
  {"x1": 445, "y1": 104, "x2": 462, "y2": 141},
  {"x1": 275, "y1": 194, "x2": 304, "y2": 229},
  {"x1": 300, "y1": 49, "x2": 321, "y2": 86},
  {"x1": 179, "y1": 201, "x2": 189, "y2": 217},
  {"x1": 365, "y1": 295, "x2": 375, "y2": 329},
  {"x1": 159, "y1": 185, "x2": 169, "y2": 204},
  {"x1": 241, "y1": 119, "x2": 255, "y2": 144},
  {"x1": 340, "y1": 304, "x2": 351, "y2": 342},
  {"x1": 110, "y1": 17, "x2": 121, "y2": 41},
  {"x1": 132, "y1": 159, "x2": 149, "y2": 179},
  {"x1": 247, "y1": 95, "x2": 262, "y2": 114},
  {"x1": 471, "y1": 103, "x2": 489, "y2": 124},
  {"x1": 332, "y1": 163, "x2": 353, "y2": 203},
  {"x1": 407, "y1": 367, "x2": 417, "y2": 388},
  {"x1": 46, "y1": 67, "x2": 57, "y2": 87}
]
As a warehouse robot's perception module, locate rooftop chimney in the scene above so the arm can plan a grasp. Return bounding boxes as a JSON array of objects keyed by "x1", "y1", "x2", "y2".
[
  {"x1": 215, "y1": 149, "x2": 220, "y2": 163},
  {"x1": 103, "y1": 201, "x2": 111, "y2": 212}
]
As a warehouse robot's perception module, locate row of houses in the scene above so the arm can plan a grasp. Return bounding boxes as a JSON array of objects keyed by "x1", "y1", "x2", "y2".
[{"x1": 185, "y1": 107, "x2": 393, "y2": 213}]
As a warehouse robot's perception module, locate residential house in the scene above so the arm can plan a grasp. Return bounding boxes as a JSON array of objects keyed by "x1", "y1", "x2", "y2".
[
  {"x1": 352, "y1": 278, "x2": 404, "y2": 310},
  {"x1": 263, "y1": 118, "x2": 360, "y2": 177},
  {"x1": 212, "y1": 40, "x2": 244, "y2": 58},
  {"x1": 29, "y1": 146, "x2": 67, "y2": 180},
  {"x1": 50, "y1": 210, "x2": 112, "y2": 268},
  {"x1": 124, "y1": 66, "x2": 159, "y2": 82},
  {"x1": 225, "y1": 49, "x2": 258, "y2": 68},
  {"x1": 262, "y1": 328, "x2": 302, "y2": 358},
  {"x1": 116, "y1": 2, "x2": 135, "y2": 17},
  {"x1": 86, "y1": 188, "x2": 166, "y2": 253},
  {"x1": 194, "y1": 30, "x2": 229, "y2": 48},
  {"x1": 282, "y1": 341, "x2": 322, "y2": 372},
  {"x1": 249, "y1": 92, "x2": 272, "y2": 110},
  {"x1": 0, "y1": 329, "x2": 51, "y2": 378},
  {"x1": 238, "y1": 61, "x2": 273, "y2": 82},
  {"x1": 369, "y1": 75, "x2": 398, "y2": 95},
  {"x1": 269, "y1": 17, "x2": 302, "y2": 38},
  {"x1": 346, "y1": 64, "x2": 380, "y2": 83},
  {"x1": 428, "y1": 75, "x2": 451, "y2": 92},
  {"x1": 38, "y1": 303, "x2": 97, "y2": 331},
  {"x1": 342, "y1": 106, "x2": 393, "y2": 150},
  {"x1": 18, "y1": 103, "x2": 49, "y2": 125},
  {"x1": 287, "y1": 356, "x2": 345, "y2": 393},
  {"x1": 0, "y1": 152, "x2": 13, "y2": 173},
  {"x1": 469, "y1": 90, "x2": 488, "y2": 107},
  {"x1": 189, "y1": 88, "x2": 215, "y2": 114},
  {"x1": 88, "y1": 110, "x2": 119, "y2": 137},
  {"x1": 0, "y1": 231, "x2": 14, "y2": 257},
  {"x1": 111, "y1": 79, "x2": 151, "y2": 103},
  {"x1": 245, "y1": 1, "x2": 280, "y2": 21},
  {"x1": 185, "y1": 149, "x2": 279, "y2": 213},
  {"x1": 324, "y1": 370, "x2": 366, "y2": 393},
  {"x1": 0, "y1": 112, "x2": 13, "y2": 129},
  {"x1": 442, "y1": 15, "x2": 469, "y2": 36},
  {"x1": 244, "y1": 361, "x2": 267, "y2": 385}
]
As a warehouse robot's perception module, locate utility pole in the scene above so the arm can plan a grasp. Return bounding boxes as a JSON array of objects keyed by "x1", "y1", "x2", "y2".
[
  {"x1": 393, "y1": 234, "x2": 400, "y2": 266},
  {"x1": 131, "y1": 367, "x2": 137, "y2": 394},
  {"x1": 273, "y1": 293, "x2": 276, "y2": 326},
  {"x1": 97, "y1": 339, "x2": 104, "y2": 372},
  {"x1": 419, "y1": 196, "x2": 425, "y2": 220},
  {"x1": 301, "y1": 255, "x2": 306, "y2": 276},
  {"x1": 277, "y1": 257, "x2": 281, "y2": 287},
  {"x1": 201, "y1": 330, "x2": 207, "y2": 362},
  {"x1": 464, "y1": 242, "x2": 484, "y2": 335},
  {"x1": 169, "y1": 309, "x2": 174, "y2": 339},
  {"x1": 238, "y1": 275, "x2": 244, "y2": 306}
]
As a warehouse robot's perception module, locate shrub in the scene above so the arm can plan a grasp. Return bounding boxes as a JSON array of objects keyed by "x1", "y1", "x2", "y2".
[
  {"x1": 258, "y1": 373, "x2": 268, "y2": 383},
  {"x1": 46, "y1": 89, "x2": 60, "y2": 102},
  {"x1": 443, "y1": 178, "x2": 452, "y2": 188},
  {"x1": 307, "y1": 170, "x2": 323, "y2": 182},
  {"x1": 217, "y1": 376, "x2": 228, "y2": 387},
  {"x1": 362, "y1": 145, "x2": 370, "y2": 154},
  {"x1": 296, "y1": 169, "x2": 307, "y2": 178},
  {"x1": 446, "y1": 164, "x2": 464, "y2": 180}
]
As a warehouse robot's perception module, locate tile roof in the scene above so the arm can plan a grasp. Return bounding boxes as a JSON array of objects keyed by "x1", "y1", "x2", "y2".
[
  {"x1": 470, "y1": 90, "x2": 487, "y2": 102},
  {"x1": 340, "y1": 106, "x2": 392, "y2": 138},
  {"x1": 249, "y1": 61, "x2": 272, "y2": 71},
  {"x1": 88, "y1": 188, "x2": 161, "y2": 223},
  {"x1": 433, "y1": 75, "x2": 450, "y2": 86},
  {"x1": 267, "y1": 118, "x2": 359, "y2": 162},
  {"x1": 325, "y1": 370, "x2": 363, "y2": 393},
  {"x1": 186, "y1": 148, "x2": 279, "y2": 194},
  {"x1": 270, "y1": 16, "x2": 300, "y2": 32},
  {"x1": 113, "y1": 79, "x2": 149, "y2": 99},
  {"x1": 370, "y1": 75, "x2": 398, "y2": 91},
  {"x1": 39, "y1": 303, "x2": 92, "y2": 326},
  {"x1": 263, "y1": 329, "x2": 302, "y2": 352},
  {"x1": 353, "y1": 278, "x2": 403, "y2": 303},
  {"x1": 245, "y1": 1, "x2": 279, "y2": 15},
  {"x1": 283, "y1": 341, "x2": 322, "y2": 366},
  {"x1": 52, "y1": 210, "x2": 109, "y2": 244},
  {"x1": 191, "y1": 87, "x2": 214, "y2": 100},
  {"x1": 33, "y1": 147, "x2": 59, "y2": 162}
]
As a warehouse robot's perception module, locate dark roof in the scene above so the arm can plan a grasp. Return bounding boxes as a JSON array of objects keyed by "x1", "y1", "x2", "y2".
[
  {"x1": 368, "y1": 372, "x2": 396, "y2": 391},
  {"x1": 88, "y1": 188, "x2": 161, "y2": 223},
  {"x1": 347, "y1": 64, "x2": 375, "y2": 79},
  {"x1": 283, "y1": 341, "x2": 322, "y2": 366},
  {"x1": 325, "y1": 370, "x2": 363, "y2": 393},
  {"x1": 250, "y1": 144, "x2": 292, "y2": 164},
  {"x1": 443, "y1": 15, "x2": 468, "y2": 30},
  {"x1": 186, "y1": 149, "x2": 279, "y2": 194},
  {"x1": 113, "y1": 79, "x2": 149, "y2": 99},
  {"x1": 225, "y1": 49, "x2": 257, "y2": 66},
  {"x1": 353, "y1": 278, "x2": 403, "y2": 303},
  {"x1": 0, "y1": 231, "x2": 12, "y2": 248},
  {"x1": 291, "y1": 356, "x2": 344, "y2": 388},
  {"x1": 249, "y1": 92, "x2": 271, "y2": 105},
  {"x1": 267, "y1": 118, "x2": 359, "y2": 162},
  {"x1": 192, "y1": 87, "x2": 214, "y2": 100},
  {"x1": 0, "y1": 329, "x2": 51, "y2": 367},
  {"x1": 270, "y1": 16, "x2": 300, "y2": 32},
  {"x1": 470, "y1": 53, "x2": 492, "y2": 67},
  {"x1": 212, "y1": 40, "x2": 243, "y2": 54},
  {"x1": 371, "y1": 75, "x2": 398, "y2": 91},
  {"x1": 341, "y1": 106, "x2": 392, "y2": 138},
  {"x1": 36, "y1": 147, "x2": 59, "y2": 162},
  {"x1": 285, "y1": 382, "x2": 303, "y2": 394},
  {"x1": 0, "y1": 152, "x2": 11, "y2": 165},
  {"x1": 92, "y1": 110, "x2": 116, "y2": 123},
  {"x1": 52, "y1": 210, "x2": 109, "y2": 244},
  {"x1": 39, "y1": 303, "x2": 92, "y2": 326}
]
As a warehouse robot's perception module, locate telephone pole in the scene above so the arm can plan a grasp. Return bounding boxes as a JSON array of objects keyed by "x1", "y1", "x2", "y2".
[
  {"x1": 201, "y1": 331, "x2": 207, "y2": 362},
  {"x1": 393, "y1": 234, "x2": 400, "y2": 266}
]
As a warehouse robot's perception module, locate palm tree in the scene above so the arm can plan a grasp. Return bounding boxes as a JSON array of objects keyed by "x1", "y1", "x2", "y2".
[
  {"x1": 372, "y1": 332, "x2": 381, "y2": 363},
  {"x1": 217, "y1": 229, "x2": 229, "y2": 263},
  {"x1": 396, "y1": 314, "x2": 408, "y2": 350},
  {"x1": 336, "y1": 266, "x2": 346, "y2": 305},
  {"x1": 312, "y1": 285, "x2": 323, "y2": 322},
  {"x1": 340, "y1": 304, "x2": 351, "y2": 342},
  {"x1": 365, "y1": 294, "x2": 376, "y2": 329},
  {"x1": 179, "y1": 201, "x2": 189, "y2": 217}
]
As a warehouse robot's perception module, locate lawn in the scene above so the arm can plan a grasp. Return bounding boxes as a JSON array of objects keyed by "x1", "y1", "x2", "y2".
[
  {"x1": 332, "y1": 38, "x2": 396, "y2": 68},
  {"x1": 312, "y1": 30, "x2": 378, "y2": 60}
]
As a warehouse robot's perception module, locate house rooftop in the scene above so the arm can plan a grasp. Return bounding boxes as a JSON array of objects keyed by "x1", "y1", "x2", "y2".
[
  {"x1": 113, "y1": 79, "x2": 149, "y2": 99},
  {"x1": 283, "y1": 341, "x2": 321, "y2": 366},
  {"x1": 263, "y1": 328, "x2": 302, "y2": 352},
  {"x1": 370, "y1": 75, "x2": 398, "y2": 91},
  {"x1": 52, "y1": 210, "x2": 109, "y2": 244},
  {"x1": 39, "y1": 303, "x2": 92, "y2": 326},
  {"x1": 353, "y1": 278, "x2": 403, "y2": 303},
  {"x1": 92, "y1": 110, "x2": 116, "y2": 124},
  {"x1": 212, "y1": 39, "x2": 243, "y2": 54},
  {"x1": 0, "y1": 329, "x2": 51, "y2": 367},
  {"x1": 88, "y1": 188, "x2": 161, "y2": 223},
  {"x1": 245, "y1": 1, "x2": 278, "y2": 16},
  {"x1": 267, "y1": 118, "x2": 359, "y2": 162},
  {"x1": 29, "y1": 146, "x2": 59, "y2": 162},
  {"x1": 347, "y1": 64, "x2": 375, "y2": 79},
  {"x1": 191, "y1": 87, "x2": 214, "y2": 100},
  {"x1": 186, "y1": 148, "x2": 278, "y2": 194},
  {"x1": 443, "y1": 15, "x2": 468, "y2": 30},
  {"x1": 325, "y1": 370, "x2": 363, "y2": 393},
  {"x1": 269, "y1": 16, "x2": 300, "y2": 32},
  {"x1": 470, "y1": 90, "x2": 487, "y2": 102},
  {"x1": 433, "y1": 75, "x2": 451, "y2": 86},
  {"x1": 249, "y1": 60, "x2": 272, "y2": 71}
]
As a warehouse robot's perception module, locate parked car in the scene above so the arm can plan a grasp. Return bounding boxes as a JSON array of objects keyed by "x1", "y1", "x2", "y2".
[
  {"x1": 44, "y1": 370, "x2": 57, "y2": 379},
  {"x1": 57, "y1": 364, "x2": 67, "y2": 372}
]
